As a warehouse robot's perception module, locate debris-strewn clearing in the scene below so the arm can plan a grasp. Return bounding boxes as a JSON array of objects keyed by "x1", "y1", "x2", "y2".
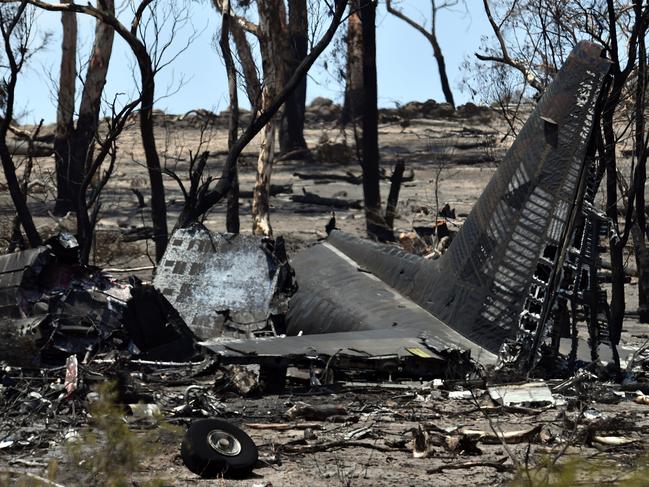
[{"x1": 2, "y1": 72, "x2": 648, "y2": 484}]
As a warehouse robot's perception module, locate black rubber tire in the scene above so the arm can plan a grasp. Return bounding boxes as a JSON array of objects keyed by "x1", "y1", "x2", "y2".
[{"x1": 180, "y1": 418, "x2": 258, "y2": 478}]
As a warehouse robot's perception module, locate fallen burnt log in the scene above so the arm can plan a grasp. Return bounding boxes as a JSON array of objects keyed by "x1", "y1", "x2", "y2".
[
  {"x1": 293, "y1": 167, "x2": 414, "y2": 185},
  {"x1": 291, "y1": 189, "x2": 362, "y2": 209},
  {"x1": 293, "y1": 171, "x2": 362, "y2": 184},
  {"x1": 121, "y1": 226, "x2": 155, "y2": 242},
  {"x1": 238, "y1": 183, "x2": 293, "y2": 199},
  {"x1": 6, "y1": 139, "x2": 54, "y2": 157}
]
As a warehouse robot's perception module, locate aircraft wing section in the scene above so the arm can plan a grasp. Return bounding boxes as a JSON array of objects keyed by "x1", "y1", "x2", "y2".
[
  {"x1": 200, "y1": 326, "x2": 496, "y2": 377},
  {"x1": 202, "y1": 241, "x2": 497, "y2": 366}
]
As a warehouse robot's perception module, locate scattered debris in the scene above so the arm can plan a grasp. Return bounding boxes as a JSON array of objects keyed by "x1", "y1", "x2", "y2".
[
  {"x1": 488, "y1": 382, "x2": 556, "y2": 408},
  {"x1": 426, "y1": 457, "x2": 514, "y2": 474},
  {"x1": 285, "y1": 402, "x2": 347, "y2": 421},
  {"x1": 0, "y1": 42, "x2": 643, "y2": 486},
  {"x1": 456, "y1": 425, "x2": 543, "y2": 444}
]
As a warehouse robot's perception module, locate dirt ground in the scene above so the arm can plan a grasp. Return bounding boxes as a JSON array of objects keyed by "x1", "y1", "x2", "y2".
[{"x1": 2, "y1": 108, "x2": 649, "y2": 486}]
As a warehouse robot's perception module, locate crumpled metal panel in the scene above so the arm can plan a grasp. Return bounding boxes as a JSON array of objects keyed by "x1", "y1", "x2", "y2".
[
  {"x1": 0, "y1": 247, "x2": 52, "y2": 316},
  {"x1": 154, "y1": 226, "x2": 292, "y2": 341}
]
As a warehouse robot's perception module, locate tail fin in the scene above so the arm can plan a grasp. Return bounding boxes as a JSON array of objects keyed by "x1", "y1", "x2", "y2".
[
  {"x1": 322, "y1": 42, "x2": 610, "y2": 354},
  {"x1": 426, "y1": 41, "x2": 610, "y2": 351}
]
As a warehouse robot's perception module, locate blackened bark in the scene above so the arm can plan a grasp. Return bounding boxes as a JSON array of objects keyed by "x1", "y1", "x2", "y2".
[
  {"x1": 385, "y1": 0, "x2": 456, "y2": 107},
  {"x1": 279, "y1": 0, "x2": 309, "y2": 155},
  {"x1": 431, "y1": 36, "x2": 454, "y2": 107},
  {"x1": 0, "y1": 5, "x2": 41, "y2": 247},
  {"x1": 359, "y1": 2, "x2": 392, "y2": 241},
  {"x1": 385, "y1": 159, "x2": 404, "y2": 229},
  {"x1": 634, "y1": 12, "x2": 649, "y2": 321},
  {"x1": 603, "y1": 106, "x2": 624, "y2": 352},
  {"x1": 138, "y1": 52, "x2": 168, "y2": 261},
  {"x1": 342, "y1": 0, "x2": 363, "y2": 125},
  {"x1": 230, "y1": 20, "x2": 261, "y2": 107},
  {"x1": 69, "y1": 0, "x2": 114, "y2": 221}
]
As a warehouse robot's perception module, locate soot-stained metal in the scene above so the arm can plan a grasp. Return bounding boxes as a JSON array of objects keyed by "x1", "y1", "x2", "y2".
[{"x1": 153, "y1": 226, "x2": 296, "y2": 342}]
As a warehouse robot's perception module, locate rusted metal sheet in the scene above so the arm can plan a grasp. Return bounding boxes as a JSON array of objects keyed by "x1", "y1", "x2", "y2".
[{"x1": 153, "y1": 226, "x2": 295, "y2": 341}]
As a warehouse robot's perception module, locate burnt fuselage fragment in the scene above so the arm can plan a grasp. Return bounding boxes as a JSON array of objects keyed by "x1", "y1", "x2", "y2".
[
  {"x1": 209, "y1": 41, "x2": 610, "y2": 372},
  {"x1": 153, "y1": 226, "x2": 295, "y2": 342}
]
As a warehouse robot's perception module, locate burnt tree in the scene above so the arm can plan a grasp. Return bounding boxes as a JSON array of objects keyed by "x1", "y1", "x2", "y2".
[
  {"x1": 219, "y1": 0, "x2": 240, "y2": 233},
  {"x1": 53, "y1": 0, "x2": 76, "y2": 215},
  {"x1": 175, "y1": 0, "x2": 348, "y2": 228},
  {"x1": 279, "y1": 0, "x2": 309, "y2": 157},
  {"x1": 359, "y1": 1, "x2": 392, "y2": 241},
  {"x1": 386, "y1": 0, "x2": 458, "y2": 107},
  {"x1": 342, "y1": 0, "x2": 363, "y2": 125},
  {"x1": 24, "y1": 0, "x2": 171, "y2": 262},
  {"x1": 53, "y1": 0, "x2": 114, "y2": 218}
]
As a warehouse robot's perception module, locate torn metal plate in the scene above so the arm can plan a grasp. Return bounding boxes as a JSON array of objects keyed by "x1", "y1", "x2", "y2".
[
  {"x1": 488, "y1": 382, "x2": 556, "y2": 407},
  {"x1": 201, "y1": 330, "x2": 470, "y2": 379},
  {"x1": 154, "y1": 227, "x2": 292, "y2": 341}
]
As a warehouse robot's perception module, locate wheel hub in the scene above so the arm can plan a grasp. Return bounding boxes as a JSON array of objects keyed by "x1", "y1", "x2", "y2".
[{"x1": 207, "y1": 430, "x2": 242, "y2": 456}]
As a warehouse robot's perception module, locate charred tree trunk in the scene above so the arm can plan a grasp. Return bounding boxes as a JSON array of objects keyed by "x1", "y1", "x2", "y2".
[
  {"x1": 136, "y1": 49, "x2": 168, "y2": 261},
  {"x1": 386, "y1": 0, "x2": 455, "y2": 107},
  {"x1": 279, "y1": 0, "x2": 309, "y2": 156},
  {"x1": 0, "y1": 4, "x2": 41, "y2": 247},
  {"x1": 176, "y1": 0, "x2": 348, "y2": 227},
  {"x1": 220, "y1": 3, "x2": 240, "y2": 234},
  {"x1": 230, "y1": 21, "x2": 261, "y2": 107},
  {"x1": 385, "y1": 159, "x2": 404, "y2": 229},
  {"x1": 430, "y1": 34, "x2": 454, "y2": 108},
  {"x1": 359, "y1": 1, "x2": 391, "y2": 241},
  {"x1": 603, "y1": 104, "x2": 625, "y2": 357},
  {"x1": 53, "y1": 3, "x2": 77, "y2": 216},
  {"x1": 634, "y1": 16, "x2": 649, "y2": 321},
  {"x1": 341, "y1": 0, "x2": 363, "y2": 125}
]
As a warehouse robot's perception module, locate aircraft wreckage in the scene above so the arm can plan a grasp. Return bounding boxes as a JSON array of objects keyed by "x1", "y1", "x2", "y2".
[{"x1": 0, "y1": 41, "x2": 613, "y2": 380}]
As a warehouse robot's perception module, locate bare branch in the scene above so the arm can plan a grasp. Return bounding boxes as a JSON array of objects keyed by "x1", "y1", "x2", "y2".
[
  {"x1": 475, "y1": 0, "x2": 546, "y2": 94},
  {"x1": 385, "y1": 0, "x2": 433, "y2": 43}
]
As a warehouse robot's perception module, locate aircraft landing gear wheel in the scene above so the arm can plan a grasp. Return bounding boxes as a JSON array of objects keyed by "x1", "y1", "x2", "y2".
[{"x1": 180, "y1": 418, "x2": 258, "y2": 478}]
